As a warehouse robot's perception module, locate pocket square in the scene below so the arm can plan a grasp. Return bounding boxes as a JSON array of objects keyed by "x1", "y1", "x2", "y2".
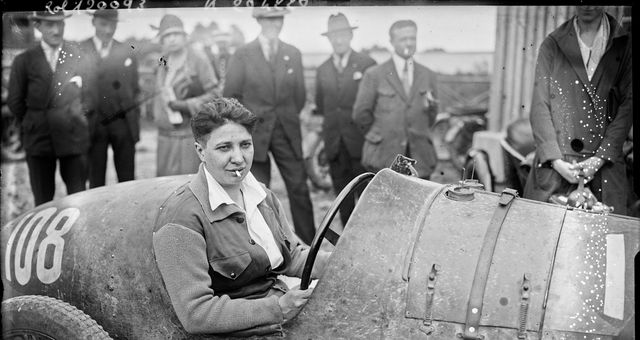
[{"x1": 69, "y1": 75, "x2": 82, "y2": 88}]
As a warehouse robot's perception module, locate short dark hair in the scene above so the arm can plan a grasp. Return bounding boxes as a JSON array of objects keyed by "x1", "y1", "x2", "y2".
[
  {"x1": 191, "y1": 98, "x2": 258, "y2": 145},
  {"x1": 389, "y1": 20, "x2": 417, "y2": 40}
]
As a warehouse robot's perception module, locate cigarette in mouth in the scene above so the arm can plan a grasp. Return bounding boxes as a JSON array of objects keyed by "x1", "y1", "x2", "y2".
[{"x1": 235, "y1": 170, "x2": 241, "y2": 177}]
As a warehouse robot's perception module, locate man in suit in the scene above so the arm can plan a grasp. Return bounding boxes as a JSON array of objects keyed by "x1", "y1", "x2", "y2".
[
  {"x1": 8, "y1": 11, "x2": 90, "y2": 205},
  {"x1": 353, "y1": 20, "x2": 439, "y2": 179},
  {"x1": 80, "y1": 9, "x2": 140, "y2": 188},
  {"x1": 224, "y1": 7, "x2": 315, "y2": 245},
  {"x1": 315, "y1": 13, "x2": 376, "y2": 226}
]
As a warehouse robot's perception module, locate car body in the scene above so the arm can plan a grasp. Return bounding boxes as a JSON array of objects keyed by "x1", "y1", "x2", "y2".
[{"x1": 2, "y1": 169, "x2": 637, "y2": 339}]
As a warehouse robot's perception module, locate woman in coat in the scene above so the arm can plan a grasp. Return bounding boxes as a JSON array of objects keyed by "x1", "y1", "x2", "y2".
[
  {"x1": 153, "y1": 98, "x2": 330, "y2": 336},
  {"x1": 524, "y1": 7, "x2": 632, "y2": 215},
  {"x1": 152, "y1": 14, "x2": 220, "y2": 176}
]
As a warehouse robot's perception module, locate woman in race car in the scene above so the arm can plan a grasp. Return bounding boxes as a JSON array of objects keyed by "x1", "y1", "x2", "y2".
[{"x1": 152, "y1": 97, "x2": 330, "y2": 336}]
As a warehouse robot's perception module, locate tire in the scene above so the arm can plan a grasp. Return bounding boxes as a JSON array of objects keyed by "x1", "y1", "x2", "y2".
[
  {"x1": 2, "y1": 295, "x2": 112, "y2": 340},
  {"x1": 304, "y1": 138, "x2": 332, "y2": 191}
]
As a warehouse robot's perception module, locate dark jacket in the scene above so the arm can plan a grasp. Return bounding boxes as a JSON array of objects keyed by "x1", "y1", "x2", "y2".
[
  {"x1": 315, "y1": 51, "x2": 376, "y2": 160},
  {"x1": 8, "y1": 41, "x2": 90, "y2": 157},
  {"x1": 79, "y1": 39, "x2": 140, "y2": 142},
  {"x1": 353, "y1": 59, "x2": 439, "y2": 177},
  {"x1": 525, "y1": 14, "x2": 632, "y2": 213},
  {"x1": 530, "y1": 14, "x2": 632, "y2": 164},
  {"x1": 223, "y1": 39, "x2": 306, "y2": 162}
]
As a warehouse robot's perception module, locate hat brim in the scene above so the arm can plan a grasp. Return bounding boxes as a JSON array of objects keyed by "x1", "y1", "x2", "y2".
[
  {"x1": 321, "y1": 26, "x2": 358, "y2": 36},
  {"x1": 253, "y1": 9, "x2": 291, "y2": 18},
  {"x1": 29, "y1": 13, "x2": 72, "y2": 21},
  {"x1": 158, "y1": 27, "x2": 187, "y2": 38},
  {"x1": 88, "y1": 13, "x2": 120, "y2": 22}
]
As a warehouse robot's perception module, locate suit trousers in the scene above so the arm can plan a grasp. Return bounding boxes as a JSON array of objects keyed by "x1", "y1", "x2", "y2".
[
  {"x1": 251, "y1": 119, "x2": 316, "y2": 245},
  {"x1": 329, "y1": 139, "x2": 367, "y2": 227},
  {"x1": 89, "y1": 118, "x2": 135, "y2": 188},
  {"x1": 26, "y1": 154, "x2": 87, "y2": 206}
]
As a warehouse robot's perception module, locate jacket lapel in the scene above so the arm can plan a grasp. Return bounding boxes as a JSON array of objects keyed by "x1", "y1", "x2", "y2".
[
  {"x1": 383, "y1": 59, "x2": 408, "y2": 103},
  {"x1": 553, "y1": 19, "x2": 598, "y2": 105},
  {"x1": 408, "y1": 63, "x2": 426, "y2": 102},
  {"x1": 589, "y1": 14, "x2": 626, "y2": 89},
  {"x1": 273, "y1": 42, "x2": 288, "y2": 99},
  {"x1": 249, "y1": 39, "x2": 277, "y2": 98}
]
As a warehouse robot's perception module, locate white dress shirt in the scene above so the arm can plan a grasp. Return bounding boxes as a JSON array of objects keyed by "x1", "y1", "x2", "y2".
[
  {"x1": 92, "y1": 36, "x2": 113, "y2": 59},
  {"x1": 392, "y1": 52, "x2": 414, "y2": 90},
  {"x1": 204, "y1": 168, "x2": 284, "y2": 268},
  {"x1": 258, "y1": 34, "x2": 279, "y2": 62},
  {"x1": 574, "y1": 14, "x2": 609, "y2": 81},
  {"x1": 41, "y1": 40, "x2": 62, "y2": 72},
  {"x1": 332, "y1": 49, "x2": 352, "y2": 73}
]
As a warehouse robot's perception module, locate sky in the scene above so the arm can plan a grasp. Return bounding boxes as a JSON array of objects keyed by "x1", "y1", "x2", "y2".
[{"x1": 54, "y1": 6, "x2": 497, "y2": 53}]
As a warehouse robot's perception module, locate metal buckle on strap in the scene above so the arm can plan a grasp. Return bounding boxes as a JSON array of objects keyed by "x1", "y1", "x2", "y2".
[
  {"x1": 419, "y1": 263, "x2": 441, "y2": 335},
  {"x1": 499, "y1": 188, "x2": 518, "y2": 206},
  {"x1": 517, "y1": 273, "x2": 531, "y2": 339}
]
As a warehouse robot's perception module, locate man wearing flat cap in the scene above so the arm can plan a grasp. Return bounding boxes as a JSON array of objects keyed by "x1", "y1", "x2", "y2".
[
  {"x1": 315, "y1": 13, "x2": 376, "y2": 226},
  {"x1": 8, "y1": 11, "x2": 90, "y2": 205},
  {"x1": 224, "y1": 8, "x2": 316, "y2": 245},
  {"x1": 80, "y1": 9, "x2": 141, "y2": 188}
]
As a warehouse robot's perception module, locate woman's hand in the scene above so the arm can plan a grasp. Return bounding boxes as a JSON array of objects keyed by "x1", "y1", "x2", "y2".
[
  {"x1": 551, "y1": 159, "x2": 579, "y2": 184},
  {"x1": 576, "y1": 156, "x2": 604, "y2": 183},
  {"x1": 278, "y1": 286, "x2": 314, "y2": 323}
]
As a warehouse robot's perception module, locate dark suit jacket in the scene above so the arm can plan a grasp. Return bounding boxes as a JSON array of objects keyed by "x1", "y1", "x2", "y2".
[
  {"x1": 315, "y1": 51, "x2": 376, "y2": 160},
  {"x1": 80, "y1": 39, "x2": 140, "y2": 143},
  {"x1": 223, "y1": 39, "x2": 306, "y2": 162},
  {"x1": 353, "y1": 59, "x2": 439, "y2": 177},
  {"x1": 8, "y1": 41, "x2": 90, "y2": 157}
]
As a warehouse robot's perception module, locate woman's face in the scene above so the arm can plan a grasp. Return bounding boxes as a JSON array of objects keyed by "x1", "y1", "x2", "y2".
[
  {"x1": 195, "y1": 122, "x2": 253, "y2": 189},
  {"x1": 161, "y1": 32, "x2": 186, "y2": 53}
]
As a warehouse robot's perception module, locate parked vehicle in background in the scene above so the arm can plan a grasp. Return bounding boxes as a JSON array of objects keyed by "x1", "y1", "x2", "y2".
[{"x1": 433, "y1": 105, "x2": 488, "y2": 172}]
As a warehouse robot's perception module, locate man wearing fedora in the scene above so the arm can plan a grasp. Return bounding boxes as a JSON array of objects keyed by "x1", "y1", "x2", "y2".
[
  {"x1": 224, "y1": 7, "x2": 315, "y2": 245},
  {"x1": 315, "y1": 13, "x2": 376, "y2": 226},
  {"x1": 8, "y1": 11, "x2": 90, "y2": 205},
  {"x1": 353, "y1": 20, "x2": 439, "y2": 179},
  {"x1": 80, "y1": 9, "x2": 140, "y2": 188}
]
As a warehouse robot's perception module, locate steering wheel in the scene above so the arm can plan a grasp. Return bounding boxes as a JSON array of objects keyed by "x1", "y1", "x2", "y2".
[{"x1": 300, "y1": 172, "x2": 375, "y2": 290}]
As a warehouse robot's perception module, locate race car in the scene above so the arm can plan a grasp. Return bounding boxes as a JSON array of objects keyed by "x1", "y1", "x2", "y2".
[{"x1": 2, "y1": 167, "x2": 637, "y2": 339}]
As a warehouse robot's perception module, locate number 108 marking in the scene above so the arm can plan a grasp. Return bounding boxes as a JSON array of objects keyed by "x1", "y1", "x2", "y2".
[{"x1": 4, "y1": 207, "x2": 80, "y2": 285}]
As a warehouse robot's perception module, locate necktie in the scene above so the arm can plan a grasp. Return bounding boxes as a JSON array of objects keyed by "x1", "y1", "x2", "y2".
[
  {"x1": 100, "y1": 41, "x2": 109, "y2": 58},
  {"x1": 49, "y1": 48, "x2": 58, "y2": 72},
  {"x1": 401, "y1": 60, "x2": 411, "y2": 95},
  {"x1": 335, "y1": 55, "x2": 344, "y2": 73},
  {"x1": 268, "y1": 40, "x2": 277, "y2": 63}
]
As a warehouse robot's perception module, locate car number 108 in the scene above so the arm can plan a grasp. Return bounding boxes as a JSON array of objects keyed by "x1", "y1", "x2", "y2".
[{"x1": 4, "y1": 207, "x2": 79, "y2": 285}]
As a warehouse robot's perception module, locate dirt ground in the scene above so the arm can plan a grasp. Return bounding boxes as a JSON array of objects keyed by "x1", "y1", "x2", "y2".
[{"x1": 1, "y1": 121, "x2": 460, "y2": 229}]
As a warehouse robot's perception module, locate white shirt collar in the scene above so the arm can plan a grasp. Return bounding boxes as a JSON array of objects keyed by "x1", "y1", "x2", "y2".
[
  {"x1": 40, "y1": 40, "x2": 62, "y2": 55},
  {"x1": 332, "y1": 49, "x2": 352, "y2": 69},
  {"x1": 258, "y1": 34, "x2": 279, "y2": 59},
  {"x1": 92, "y1": 36, "x2": 113, "y2": 56},
  {"x1": 392, "y1": 52, "x2": 413, "y2": 75},
  {"x1": 204, "y1": 167, "x2": 266, "y2": 213}
]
